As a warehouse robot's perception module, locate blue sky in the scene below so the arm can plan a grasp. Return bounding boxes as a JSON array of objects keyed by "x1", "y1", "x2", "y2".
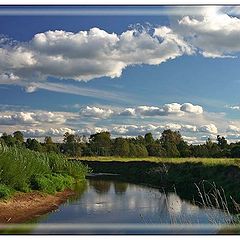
[{"x1": 0, "y1": 5, "x2": 240, "y2": 143}]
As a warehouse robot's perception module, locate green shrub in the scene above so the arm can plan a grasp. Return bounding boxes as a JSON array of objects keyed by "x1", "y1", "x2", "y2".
[
  {"x1": 0, "y1": 143, "x2": 87, "y2": 197},
  {"x1": 0, "y1": 184, "x2": 13, "y2": 199},
  {"x1": 30, "y1": 174, "x2": 75, "y2": 194}
]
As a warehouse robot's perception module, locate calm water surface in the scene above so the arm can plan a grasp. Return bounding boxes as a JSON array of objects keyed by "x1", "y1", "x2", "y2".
[{"x1": 30, "y1": 177, "x2": 235, "y2": 234}]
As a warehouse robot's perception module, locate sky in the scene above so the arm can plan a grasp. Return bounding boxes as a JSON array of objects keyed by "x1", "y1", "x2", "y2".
[{"x1": 1, "y1": 5, "x2": 240, "y2": 144}]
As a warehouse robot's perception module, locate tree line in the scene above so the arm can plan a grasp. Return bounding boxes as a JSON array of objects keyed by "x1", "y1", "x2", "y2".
[{"x1": 1, "y1": 129, "x2": 240, "y2": 158}]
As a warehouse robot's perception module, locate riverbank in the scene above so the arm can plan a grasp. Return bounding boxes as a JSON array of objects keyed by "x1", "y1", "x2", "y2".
[{"x1": 0, "y1": 189, "x2": 76, "y2": 223}]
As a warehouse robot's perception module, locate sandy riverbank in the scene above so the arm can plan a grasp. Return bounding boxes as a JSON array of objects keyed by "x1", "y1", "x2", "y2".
[{"x1": 0, "y1": 189, "x2": 75, "y2": 223}]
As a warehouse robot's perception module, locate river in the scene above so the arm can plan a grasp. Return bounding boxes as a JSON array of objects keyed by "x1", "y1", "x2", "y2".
[{"x1": 26, "y1": 176, "x2": 236, "y2": 234}]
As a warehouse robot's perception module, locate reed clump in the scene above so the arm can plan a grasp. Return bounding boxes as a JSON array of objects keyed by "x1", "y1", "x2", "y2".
[{"x1": 0, "y1": 143, "x2": 88, "y2": 198}]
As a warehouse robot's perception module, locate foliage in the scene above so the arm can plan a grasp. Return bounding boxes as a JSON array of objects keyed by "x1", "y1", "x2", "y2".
[
  {"x1": 1, "y1": 129, "x2": 240, "y2": 158},
  {"x1": 30, "y1": 173, "x2": 75, "y2": 194},
  {"x1": 0, "y1": 184, "x2": 13, "y2": 199},
  {"x1": 0, "y1": 143, "x2": 88, "y2": 198}
]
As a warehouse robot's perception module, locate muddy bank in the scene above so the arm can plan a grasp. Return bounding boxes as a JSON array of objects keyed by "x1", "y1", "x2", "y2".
[{"x1": 0, "y1": 189, "x2": 76, "y2": 223}]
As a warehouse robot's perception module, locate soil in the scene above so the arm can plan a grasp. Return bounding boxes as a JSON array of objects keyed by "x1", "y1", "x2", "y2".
[{"x1": 0, "y1": 189, "x2": 76, "y2": 223}]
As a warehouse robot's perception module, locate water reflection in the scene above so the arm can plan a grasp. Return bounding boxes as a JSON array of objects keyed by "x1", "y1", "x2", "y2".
[
  {"x1": 114, "y1": 182, "x2": 128, "y2": 195},
  {"x1": 89, "y1": 180, "x2": 111, "y2": 194},
  {"x1": 34, "y1": 178, "x2": 234, "y2": 226}
]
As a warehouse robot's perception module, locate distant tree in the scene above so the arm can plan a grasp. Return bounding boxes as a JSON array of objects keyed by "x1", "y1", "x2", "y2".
[
  {"x1": 128, "y1": 143, "x2": 148, "y2": 157},
  {"x1": 89, "y1": 132, "x2": 112, "y2": 156},
  {"x1": 44, "y1": 136, "x2": 58, "y2": 153},
  {"x1": 217, "y1": 135, "x2": 228, "y2": 149},
  {"x1": 160, "y1": 130, "x2": 182, "y2": 157},
  {"x1": 147, "y1": 143, "x2": 166, "y2": 157},
  {"x1": 1, "y1": 133, "x2": 16, "y2": 147},
  {"x1": 112, "y1": 138, "x2": 130, "y2": 157},
  {"x1": 144, "y1": 133, "x2": 154, "y2": 145},
  {"x1": 13, "y1": 131, "x2": 24, "y2": 146},
  {"x1": 231, "y1": 145, "x2": 240, "y2": 158},
  {"x1": 177, "y1": 140, "x2": 191, "y2": 157},
  {"x1": 25, "y1": 138, "x2": 42, "y2": 152},
  {"x1": 190, "y1": 144, "x2": 209, "y2": 157},
  {"x1": 62, "y1": 132, "x2": 82, "y2": 157},
  {"x1": 205, "y1": 138, "x2": 221, "y2": 157},
  {"x1": 160, "y1": 129, "x2": 182, "y2": 146}
]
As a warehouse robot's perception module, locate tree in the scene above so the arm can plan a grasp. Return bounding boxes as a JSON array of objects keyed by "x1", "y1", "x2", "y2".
[
  {"x1": 112, "y1": 138, "x2": 130, "y2": 157},
  {"x1": 231, "y1": 145, "x2": 240, "y2": 158},
  {"x1": 147, "y1": 143, "x2": 166, "y2": 157},
  {"x1": 1, "y1": 133, "x2": 16, "y2": 147},
  {"x1": 25, "y1": 138, "x2": 42, "y2": 152},
  {"x1": 160, "y1": 130, "x2": 182, "y2": 157},
  {"x1": 13, "y1": 131, "x2": 24, "y2": 146},
  {"x1": 62, "y1": 132, "x2": 82, "y2": 157},
  {"x1": 44, "y1": 136, "x2": 58, "y2": 153},
  {"x1": 177, "y1": 140, "x2": 191, "y2": 157},
  {"x1": 217, "y1": 135, "x2": 228, "y2": 149},
  {"x1": 144, "y1": 133, "x2": 154, "y2": 145},
  {"x1": 89, "y1": 132, "x2": 112, "y2": 156}
]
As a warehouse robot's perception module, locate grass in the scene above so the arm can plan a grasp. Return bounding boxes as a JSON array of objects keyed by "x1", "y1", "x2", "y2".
[
  {"x1": 74, "y1": 156, "x2": 240, "y2": 166},
  {"x1": 0, "y1": 143, "x2": 88, "y2": 198}
]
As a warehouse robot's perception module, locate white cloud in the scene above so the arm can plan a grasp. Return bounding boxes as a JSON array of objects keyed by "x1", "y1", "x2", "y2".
[
  {"x1": 198, "y1": 123, "x2": 218, "y2": 134},
  {"x1": 0, "y1": 26, "x2": 191, "y2": 87},
  {"x1": 181, "y1": 124, "x2": 197, "y2": 132},
  {"x1": 135, "y1": 106, "x2": 163, "y2": 116},
  {"x1": 25, "y1": 85, "x2": 37, "y2": 93},
  {"x1": 0, "y1": 111, "x2": 66, "y2": 125},
  {"x1": 180, "y1": 103, "x2": 203, "y2": 114},
  {"x1": 0, "y1": 112, "x2": 36, "y2": 125},
  {"x1": 227, "y1": 124, "x2": 240, "y2": 133},
  {"x1": 178, "y1": 7, "x2": 240, "y2": 58},
  {"x1": 119, "y1": 108, "x2": 136, "y2": 116},
  {"x1": 226, "y1": 105, "x2": 240, "y2": 110},
  {"x1": 21, "y1": 127, "x2": 75, "y2": 137},
  {"x1": 79, "y1": 102, "x2": 204, "y2": 119},
  {"x1": 79, "y1": 106, "x2": 114, "y2": 119}
]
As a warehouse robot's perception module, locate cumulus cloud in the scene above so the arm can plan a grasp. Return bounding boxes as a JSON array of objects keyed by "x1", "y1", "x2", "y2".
[
  {"x1": 178, "y1": 7, "x2": 240, "y2": 58},
  {"x1": 79, "y1": 102, "x2": 204, "y2": 119},
  {"x1": 198, "y1": 123, "x2": 218, "y2": 134},
  {"x1": 226, "y1": 105, "x2": 240, "y2": 110},
  {"x1": 79, "y1": 106, "x2": 114, "y2": 119},
  {"x1": 227, "y1": 124, "x2": 240, "y2": 133},
  {"x1": 0, "y1": 112, "x2": 36, "y2": 125},
  {"x1": 1, "y1": 8, "x2": 240, "y2": 90},
  {"x1": 180, "y1": 103, "x2": 203, "y2": 114},
  {"x1": 0, "y1": 26, "x2": 192, "y2": 87},
  {"x1": 21, "y1": 127, "x2": 75, "y2": 137},
  {"x1": 111, "y1": 123, "x2": 198, "y2": 137},
  {"x1": 0, "y1": 111, "x2": 66, "y2": 125}
]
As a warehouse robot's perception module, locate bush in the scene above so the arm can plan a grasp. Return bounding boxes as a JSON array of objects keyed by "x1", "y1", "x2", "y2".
[
  {"x1": 30, "y1": 174, "x2": 75, "y2": 194},
  {"x1": 0, "y1": 184, "x2": 13, "y2": 199},
  {"x1": 0, "y1": 143, "x2": 88, "y2": 197}
]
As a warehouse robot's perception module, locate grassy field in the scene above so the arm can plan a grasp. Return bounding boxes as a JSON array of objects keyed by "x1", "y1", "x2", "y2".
[{"x1": 73, "y1": 156, "x2": 240, "y2": 166}]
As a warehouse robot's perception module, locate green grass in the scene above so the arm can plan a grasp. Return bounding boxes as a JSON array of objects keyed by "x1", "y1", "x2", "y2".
[
  {"x1": 0, "y1": 143, "x2": 88, "y2": 199},
  {"x1": 73, "y1": 156, "x2": 240, "y2": 166}
]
